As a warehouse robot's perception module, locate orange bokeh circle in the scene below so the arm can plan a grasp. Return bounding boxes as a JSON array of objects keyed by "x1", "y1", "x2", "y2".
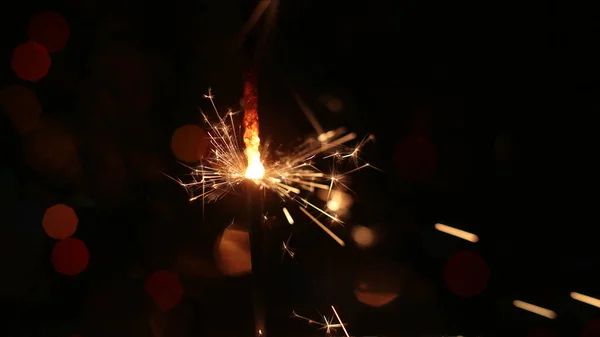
[{"x1": 43, "y1": 204, "x2": 78, "y2": 239}]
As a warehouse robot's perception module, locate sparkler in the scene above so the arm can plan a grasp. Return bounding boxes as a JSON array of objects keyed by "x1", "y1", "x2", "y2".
[
  {"x1": 175, "y1": 91, "x2": 377, "y2": 245},
  {"x1": 172, "y1": 37, "x2": 374, "y2": 335}
]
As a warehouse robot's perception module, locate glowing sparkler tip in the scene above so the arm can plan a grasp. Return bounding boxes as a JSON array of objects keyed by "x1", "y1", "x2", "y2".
[{"x1": 245, "y1": 154, "x2": 265, "y2": 180}]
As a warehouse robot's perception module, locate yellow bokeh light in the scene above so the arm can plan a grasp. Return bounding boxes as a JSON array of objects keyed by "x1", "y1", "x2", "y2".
[{"x1": 327, "y1": 199, "x2": 340, "y2": 211}]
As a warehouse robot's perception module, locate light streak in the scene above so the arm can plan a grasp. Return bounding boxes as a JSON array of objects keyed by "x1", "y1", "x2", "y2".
[
  {"x1": 282, "y1": 207, "x2": 294, "y2": 224},
  {"x1": 434, "y1": 223, "x2": 479, "y2": 243},
  {"x1": 331, "y1": 305, "x2": 350, "y2": 337},
  {"x1": 571, "y1": 292, "x2": 600, "y2": 308},
  {"x1": 173, "y1": 89, "x2": 375, "y2": 245},
  {"x1": 281, "y1": 233, "x2": 295, "y2": 260},
  {"x1": 513, "y1": 300, "x2": 557, "y2": 319}
]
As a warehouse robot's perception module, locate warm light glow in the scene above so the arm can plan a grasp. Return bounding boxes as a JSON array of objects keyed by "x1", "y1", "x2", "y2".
[
  {"x1": 513, "y1": 300, "x2": 557, "y2": 319},
  {"x1": 245, "y1": 148, "x2": 265, "y2": 180},
  {"x1": 351, "y1": 225, "x2": 376, "y2": 248},
  {"x1": 327, "y1": 199, "x2": 340, "y2": 211},
  {"x1": 571, "y1": 292, "x2": 600, "y2": 308},
  {"x1": 243, "y1": 73, "x2": 265, "y2": 181}
]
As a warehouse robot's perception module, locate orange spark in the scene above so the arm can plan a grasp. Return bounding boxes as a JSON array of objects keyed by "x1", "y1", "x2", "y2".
[{"x1": 243, "y1": 71, "x2": 265, "y2": 180}]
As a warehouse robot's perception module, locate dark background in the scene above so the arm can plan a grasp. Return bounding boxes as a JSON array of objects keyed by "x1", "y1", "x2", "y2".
[{"x1": 0, "y1": 0, "x2": 593, "y2": 336}]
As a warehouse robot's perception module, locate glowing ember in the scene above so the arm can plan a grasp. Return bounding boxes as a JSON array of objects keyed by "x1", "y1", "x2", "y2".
[{"x1": 243, "y1": 72, "x2": 265, "y2": 181}]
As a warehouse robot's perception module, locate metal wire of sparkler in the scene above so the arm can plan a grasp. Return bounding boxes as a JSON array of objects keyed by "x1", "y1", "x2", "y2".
[{"x1": 169, "y1": 88, "x2": 380, "y2": 247}]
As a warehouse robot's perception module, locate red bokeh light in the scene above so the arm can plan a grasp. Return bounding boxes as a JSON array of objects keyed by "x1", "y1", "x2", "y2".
[
  {"x1": 11, "y1": 42, "x2": 51, "y2": 82},
  {"x1": 28, "y1": 11, "x2": 70, "y2": 53},
  {"x1": 394, "y1": 132, "x2": 436, "y2": 181},
  {"x1": 51, "y1": 237, "x2": 90, "y2": 276},
  {"x1": 43, "y1": 204, "x2": 78, "y2": 239},
  {"x1": 443, "y1": 250, "x2": 490, "y2": 297},
  {"x1": 145, "y1": 270, "x2": 183, "y2": 311}
]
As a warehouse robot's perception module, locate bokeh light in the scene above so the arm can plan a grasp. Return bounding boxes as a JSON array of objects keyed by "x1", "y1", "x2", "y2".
[
  {"x1": 171, "y1": 124, "x2": 210, "y2": 163},
  {"x1": 394, "y1": 132, "x2": 437, "y2": 181},
  {"x1": 11, "y1": 42, "x2": 51, "y2": 82},
  {"x1": 214, "y1": 225, "x2": 251, "y2": 276},
  {"x1": 443, "y1": 250, "x2": 490, "y2": 297},
  {"x1": 353, "y1": 260, "x2": 400, "y2": 307},
  {"x1": 28, "y1": 11, "x2": 70, "y2": 53},
  {"x1": 42, "y1": 204, "x2": 78, "y2": 239},
  {"x1": 351, "y1": 225, "x2": 376, "y2": 249},
  {"x1": 51, "y1": 237, "x2": 90, "y2": 276},
  {"x1": 145, "y1": 270, "x2": 183, "y2": 311},
  {"x1": 0, "y1": 85, "x2": 42, "y2": 133},
  {"x1": 317, "y1": 189, "x2": 353, "y2": 217}
]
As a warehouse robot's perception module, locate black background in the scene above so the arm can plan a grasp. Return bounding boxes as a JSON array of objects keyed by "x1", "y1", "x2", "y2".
[{"x1": 0, "y1": 0, "x2": 593, "y2": 336}]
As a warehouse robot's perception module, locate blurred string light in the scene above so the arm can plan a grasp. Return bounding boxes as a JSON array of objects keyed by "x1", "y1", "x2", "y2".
[
  {"x1": 571, "y1": 292, "x2": 600, "y2": 308},
  {"x1": 434, "y1": 223, "x2": 479, "y2": 243},
  {"x1": 513, "y1": 300, "x2": 557, "y2": 319}
]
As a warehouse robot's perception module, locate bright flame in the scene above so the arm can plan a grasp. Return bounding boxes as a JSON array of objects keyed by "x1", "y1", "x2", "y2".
[{"x1": 243, "y1": 73, "x2": 265, "y2": 181}]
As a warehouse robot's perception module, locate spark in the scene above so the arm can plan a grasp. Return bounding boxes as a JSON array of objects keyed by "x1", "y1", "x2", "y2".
[
  {"x1": 281, "y1": 233, "x2": 295, "y2": 260},
  {"x1": 282, "y1": 207, "x2": 294, "y2": 224},
  {"x1": 292, "y1": 306, "x2": 349, "y2": 336},
  {"x1": 331, "y1": 306, "x2": 350, "y2": 337},
  {"x1": 174, "y1": 89, "x2": 375, "y2": 245}
]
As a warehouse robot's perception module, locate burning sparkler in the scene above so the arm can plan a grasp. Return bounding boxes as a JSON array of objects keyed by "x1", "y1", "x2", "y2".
[
  {"x1": 173, "y1": 87, "x2": 377, "y2": 246},
  {"x1": 169, "y1": 73, "x2": 376, "y2": 337}
]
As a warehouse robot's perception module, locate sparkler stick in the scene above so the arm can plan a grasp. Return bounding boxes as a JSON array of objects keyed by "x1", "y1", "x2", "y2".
[
  {"x1": 243, "y1": 70, "x2": 269, "y2": 337},
  {"x1": 248, "y1": 181, "x2": 267, "y2": 337}
]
